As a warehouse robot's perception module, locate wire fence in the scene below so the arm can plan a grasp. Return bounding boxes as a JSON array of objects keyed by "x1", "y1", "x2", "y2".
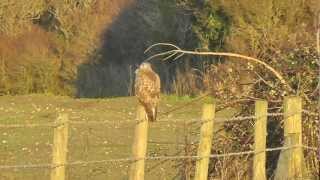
[
  {"x1": 0, "y1": 97, "x2": 319, "y2": 180},
  {"x1": 0, "y1": 109, "x2": 317, "y2": 129},
  {"x1": 0, "y1": 145, "x2": 317, "y2": 170}
]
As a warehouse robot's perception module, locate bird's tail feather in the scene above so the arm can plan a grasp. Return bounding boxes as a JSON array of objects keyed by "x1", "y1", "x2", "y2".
[
  {"x1": 153, "y1": 107, "x2": 157, "y2": 121},
  {"x1": 146, "y1": 107, "x2": 157, "y2": 122}
]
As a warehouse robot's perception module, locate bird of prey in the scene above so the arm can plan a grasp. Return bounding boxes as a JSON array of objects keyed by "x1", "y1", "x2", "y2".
[{"x1": 134, "y1": 62, "x2": 160, "y2": 121}]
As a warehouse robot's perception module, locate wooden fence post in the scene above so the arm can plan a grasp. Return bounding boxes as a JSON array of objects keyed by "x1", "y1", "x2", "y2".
[
  {"x1": 129, "y1": 105, "x2": 148, "y2": 180},
  {"x1": 275, "y1": 96, "x2": 307, "y2": 180},
  {"x1": 51, "y1": 113, "x2": 69, "y2": 180},
  {"x1": 253, "y1": 100, "x2": 267, "y2": 180},
  {"x1": 194, "y1": 103, "x2": 215, "y2": 180}
]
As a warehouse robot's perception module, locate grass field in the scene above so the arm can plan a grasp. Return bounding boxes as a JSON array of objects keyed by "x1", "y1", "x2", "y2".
[{"x1": 0, "y1": 94, "x2": 236, "y2": 180}]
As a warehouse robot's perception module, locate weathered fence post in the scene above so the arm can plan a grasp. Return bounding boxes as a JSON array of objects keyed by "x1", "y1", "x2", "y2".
[
  {"x1": 275, "y1": 96, "x2": 307, "y2": 180},
  {"x1": 195, "y1": 102, "x2": 215, "y2": 180},
  {"x1": 253, "y1": 100, "x2": 267, "y2": 180},
  {"x1": 51, "y1": 113, "x2": 69, "y2": 180},
  {"x1": 129, "y1": 105, "x2": 148, "y2": 180}
]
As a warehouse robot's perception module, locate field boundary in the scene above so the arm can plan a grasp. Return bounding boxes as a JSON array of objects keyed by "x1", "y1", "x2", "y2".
[{"x1": 0, "y1": 96, "x2": 319, "y2": 180}]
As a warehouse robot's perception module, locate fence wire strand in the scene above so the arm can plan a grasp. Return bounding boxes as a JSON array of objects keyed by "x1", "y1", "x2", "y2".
[
  {"x1": 0, "y1": 145, "x2": 316, "y2": 170},
  {"x1": 302, "y1": 109, "x2": 319, "y2": 117},
  {"x1": 1, "y1": 109, "x2": 317, "y2": 128},
  {"x1": 0, "y1": 123, "x2": 58, "y2": 128}
]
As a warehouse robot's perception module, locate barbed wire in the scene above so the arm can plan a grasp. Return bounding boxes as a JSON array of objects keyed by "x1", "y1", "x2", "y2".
[
  {"x1": 0, "y1": 123, "x2": 58, "y2": 128},
  {"x1": 0, "y1": 163, "x2": 54, "y2": 170},
  {"x1": 158, "y1": 92, "x2": 212, "y2": 118},
  {"x1": 267, "y1": 112, "x2": 284, "y2": 117},
  {"x1": 301, "y1": 145, "x2": 318, "y2": 151},
  {"x1": 0, "y1": 115, "x2": 257, "y2": 128},
  {"x1": 0, "y1": 145, "x2": 316, "y2": 170},
  {"x1": 156, "y1": 112, "x2": 295, "y2": 124},
  {"x1": 302, "y1": 109, "x2": 319, "y2": 117},
  {"x1": 0, "y1": 120, "x2": 136, "y2": 129},
  {"x1": 156, "y1": 115, "x2": 257, "y2": 124},
  {"x1": 68, "y1": 120, "x2": 135, "y2": 127},
  {"x1": 2, "y1": 109, "x2": 317, "y2": 128},
  {"x1": 1, "y1": 90, "x2": 318, "y2": 129},
  {"x1": 0, "y1": 157, "x2": 135, "y2": 170}
]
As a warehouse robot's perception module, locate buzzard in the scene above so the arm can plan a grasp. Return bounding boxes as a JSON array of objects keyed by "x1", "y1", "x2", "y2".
[{"x1": 134, "y1": 62, "x2": 160, "y2": 121}]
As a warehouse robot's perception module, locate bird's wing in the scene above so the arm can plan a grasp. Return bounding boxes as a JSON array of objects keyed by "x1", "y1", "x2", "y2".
[{"x1": 135, "y1": 70, "x2": 160, "y2": 102}]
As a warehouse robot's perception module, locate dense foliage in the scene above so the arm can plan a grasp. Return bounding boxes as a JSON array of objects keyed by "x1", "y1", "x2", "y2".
[
  {"x1": 173, "y1": 1, "x2": 319, "y2": 179},
  {"x1": 0, "y1": 0, "x2": 318, "y2": 97},
  {"x1": 0, "y1": 0, "x2": 133, "y2": 95}
]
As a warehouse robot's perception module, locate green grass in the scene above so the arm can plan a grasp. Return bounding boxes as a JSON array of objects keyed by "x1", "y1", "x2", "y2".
[{"x1": 0, "y1": 94, "x2": 236, "y2": 180}]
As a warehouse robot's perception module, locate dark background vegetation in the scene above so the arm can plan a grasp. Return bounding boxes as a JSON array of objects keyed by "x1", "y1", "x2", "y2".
[
  {"x1": 0, "y1": 0, "x2": 319, "y2": 99},
  {"x1": 0, "y1": 0, "x2": 319, "y2": 179}
]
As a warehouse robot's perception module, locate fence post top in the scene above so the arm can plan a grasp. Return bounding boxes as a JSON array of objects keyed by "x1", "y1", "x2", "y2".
[{"x1": 56, "y1": 113, "x2": 69, "y2": 126}]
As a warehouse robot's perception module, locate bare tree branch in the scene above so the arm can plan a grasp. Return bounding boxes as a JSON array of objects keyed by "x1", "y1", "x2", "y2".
[{"x1": 145, "y1": 43, "x2": 293, "y2": 93}]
